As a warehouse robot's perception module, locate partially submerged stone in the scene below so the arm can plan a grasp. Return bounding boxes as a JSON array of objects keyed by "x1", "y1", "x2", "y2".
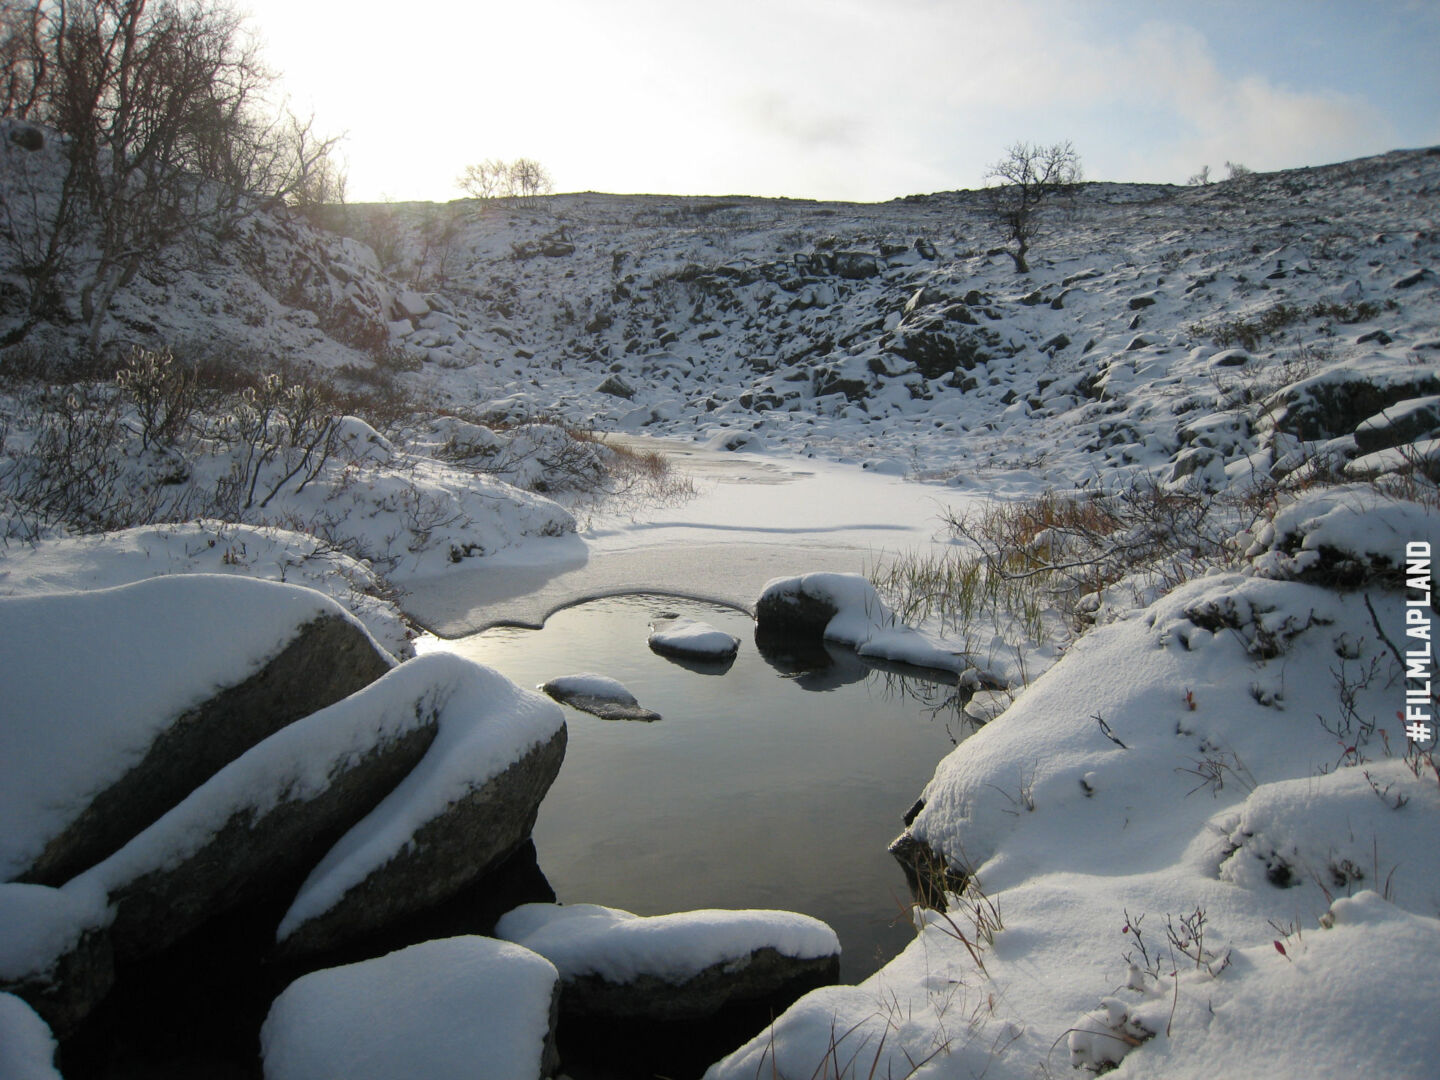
[
  {"x1": 277, "y1": 661, "x2": 567, "y2": 957},
  {"x1": 0, "y1": 883, "x2": 113, "y2": 1038},
  {"x1": 495, "y1": 902, "x2": 840, "y2": 1021},
  {"x1": 541, "y1": 672, "x2": 661, "y2": 721},
  {"x1": 647, "y1": 615, "x2": 741, "y2": 662},
  {"x1": 67, "y1": 655, "x2": 454, "y2": 961}
]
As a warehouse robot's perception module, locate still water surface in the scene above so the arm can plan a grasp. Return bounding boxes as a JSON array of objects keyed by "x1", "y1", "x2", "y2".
[{"x1": 422, "y1": 593, "x2": 969, "y2": 983}]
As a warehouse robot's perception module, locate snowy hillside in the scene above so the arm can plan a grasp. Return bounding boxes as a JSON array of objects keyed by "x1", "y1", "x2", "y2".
[{"x1": 360, "y1": 148, "x2": 1440, "y2": 487}]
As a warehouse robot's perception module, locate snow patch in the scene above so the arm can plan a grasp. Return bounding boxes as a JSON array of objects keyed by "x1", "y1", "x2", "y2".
[
  {"x1": 261, "y1": 937, "x2": 557, "y2": 1080},
  {"x1": 495, "y1": 903, "x2": 840, "y2": 984}
]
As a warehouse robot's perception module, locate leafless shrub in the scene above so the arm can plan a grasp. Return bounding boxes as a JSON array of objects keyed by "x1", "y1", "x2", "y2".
[{"x1": 983, "y1": 140, "x2": 1083, "y2": 274}]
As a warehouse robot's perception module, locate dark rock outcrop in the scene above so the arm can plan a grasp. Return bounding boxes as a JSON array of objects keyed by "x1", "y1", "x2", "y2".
[
  {"x1": 754, "y1": 585, "x2": 839, "y2": 641},
  {"x1": 562, "y1": 947, "x2": 838, "y2": 1022},
  {"x1": 75, "y1": 657, "x2": 452, "y2": 962},
  {"x1": 1267, "y1": 366, "x2": 1440, "y2": 442},
  {"x1": 1352, "y1": 396, "x2": 1440, "y2": 454},
  {"x1": 22, "y1": 612, "x2": 393, "y2": 888},
  {"x1": 276, "y1": 724, "x2": 567, "y2": 958},
  {"x1": 0, "y1": 885, "x2": 115, "y2": 1038}
]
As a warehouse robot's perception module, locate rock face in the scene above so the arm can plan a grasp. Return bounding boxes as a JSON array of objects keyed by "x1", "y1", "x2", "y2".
[
  {"x1": 562, "y1": 947, "x2": 838, "y2": 1022},
  {"x1": 277, "y1": 724, "x2": 567, "y2": 958},
  {"x1": 69, "y1": 658, "x2": 451, "y2": 962},
  {"x1": 494, "y1": 903, "x2": 842, "y2": 1021},
  {"x1": 0, "y1": 884, "x2": 115, "y2": 1038},
  {"x1": 22, "y1": 611, "x2": 394, "y2": 888},
  {"x1": 1352, "y1": 395, "x2": 1440, "y2": 454},
  {"x1": 1266, "y1": 365, "x2": 1440, "y2": 441},
  {"x1": 754, "y1": 583, "x2": 840, "y2": 640}
]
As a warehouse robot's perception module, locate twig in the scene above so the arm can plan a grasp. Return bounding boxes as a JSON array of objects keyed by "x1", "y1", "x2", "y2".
[
  {"x1": 1094, "y1": 713, "x2": 1128, "y2": 749},
  {"x1": 1364, "y1": 592, "x2": 1408, "y2": 673}
]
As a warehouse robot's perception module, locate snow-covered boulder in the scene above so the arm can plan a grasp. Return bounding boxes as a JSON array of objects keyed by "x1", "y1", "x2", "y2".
[
  {"x1": 755, "y1": 573, "x2": 969, "y2": 674},
  {"x1": 647, "y1": 615, "x2": 741, "y2": 662},
  {"x1": 1247, "y1": 485, "x2": 1437, "y2": 589},
  {"x1": 495, "y1": 903, "x2": 840, "y2": 1021},
  {"x1": 66, "y1": 653, "x2": 462, "y2": 961},
  {"x1": 1262, "y1": 361, "x2": 1440, "y2": 441},
  {"x1": 0, "y1": 993, "x2": 63, "y2": 1080},
  {"x1": 276, "y1": 660, "x2": 567, "y2": 956},
  {"x1": 755, "y1": 572, "x2": 887, "y2": 641},
  {"x1": 1352, "y1": 395, "x2": 1440, "y2": 454},
  {"x1": 541, "y1": 672, "x2": 661, "y2": 721},
  {"x1": 0, "y1": 883, "x2": 112, "y2": 1036},
  {"x1": 261, "y1": 937, "x2": 560, "y2": 1080},
  {"x1": 0, "y1": 575, "x2": 395, "y2": 886}
]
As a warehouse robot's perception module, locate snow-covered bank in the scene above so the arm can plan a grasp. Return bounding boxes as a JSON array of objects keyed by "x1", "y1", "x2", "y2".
[{"x1": 710, "y1": 508, "x2": 1440, "y2": 1079}]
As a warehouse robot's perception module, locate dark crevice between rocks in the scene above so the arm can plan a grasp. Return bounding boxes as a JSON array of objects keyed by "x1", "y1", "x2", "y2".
[{"x1": 57, "y1": 843, "x2": 555, "y2": 1080}]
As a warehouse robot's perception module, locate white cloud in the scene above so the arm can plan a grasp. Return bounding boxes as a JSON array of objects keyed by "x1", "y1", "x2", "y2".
[{"x1": 1078, "y1": 21, "x2": 1395, "y2": 182}]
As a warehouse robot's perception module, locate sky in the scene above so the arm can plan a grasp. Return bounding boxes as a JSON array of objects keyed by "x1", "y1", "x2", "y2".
[{"x1": 240, "y1": 0, "x2": 1440, "y2": 205}]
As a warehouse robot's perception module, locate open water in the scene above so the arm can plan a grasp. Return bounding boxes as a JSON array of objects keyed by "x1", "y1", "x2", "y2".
[{"x1": 422, "y1": 592, "x2": 973, "y2": 983}]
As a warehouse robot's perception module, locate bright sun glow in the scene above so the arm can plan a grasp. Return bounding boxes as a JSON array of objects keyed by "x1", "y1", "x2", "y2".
[{"x1": 245, "y1": 0, "x2": 1440, "y2": 203}]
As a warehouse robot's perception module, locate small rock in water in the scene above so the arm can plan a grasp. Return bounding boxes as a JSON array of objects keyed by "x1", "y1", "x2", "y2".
[
  {"x1": 648, "y1": 616, "x2": 741, "y2": 661},
  {"x1": 541, "y1": 673, "x2": 661, "y2": 721}
]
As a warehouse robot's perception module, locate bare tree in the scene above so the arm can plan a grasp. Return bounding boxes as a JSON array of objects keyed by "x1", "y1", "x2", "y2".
[
  {"x1": 983, "y1": 140, "x2": 1082, "y2": 274},
  {"x1": 456, "y1": 155, "x2": 552, "y2": 201},
  {"x1": 0, "y1": 0, "x2": 344, "y2": 355},
  {"x1": 456, "y1": 157, "x2": 507, "y2": 199},
  {"x1": 272, "y1": 108, "x2": 347, "y2": 227},
  {"x1": 0, "y1": 1, "x2": 49, "y2": 117},
  {"x1": 507, "y1": 156, "x2": 551, "y2": 200}
]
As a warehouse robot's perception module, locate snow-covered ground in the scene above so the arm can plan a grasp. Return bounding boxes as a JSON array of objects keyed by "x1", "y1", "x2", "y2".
[{"x1": 1, "y1": 137, "x2": 1438, "y2": 1078}]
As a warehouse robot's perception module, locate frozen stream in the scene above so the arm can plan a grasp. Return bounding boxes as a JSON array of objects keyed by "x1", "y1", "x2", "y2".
[{"x1": 401, "y1": 435, "x2": 982, "y2": 636}]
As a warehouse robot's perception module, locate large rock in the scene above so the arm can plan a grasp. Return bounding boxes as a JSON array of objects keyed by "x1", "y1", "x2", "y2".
[
  {"x1": 1352, "y1": 395, "x2": 1440, "y2": 454},
  {"x1": 0, "y1": 884, "x2": 114, "y2": 1038},
  {"x1": 1265, "y1": 363, "x2": 1440, "y2": 442},
  {"x1": 888, "y1": 325, "x2": 991, "y2": 379},
  {"x1": 276, "y1": 661, "x2": 568, "y2": 957},
  {"x1": 495, "y1": 903, "x2": 840, "y2": 1021},
  {"x1": 563, "y1": 946, "x2": 838, "y2": 1022},
  {"x1": 754, "y1": 579, "x2": 843, "y2": 640},
  {"x1": 2, "y1": 576, "x2": 394, "y2": 887},
  {"x1": 66, "y1": 655, "x2": 454, "y2": 961},
  {"x1": 831, "y1": 250, "x2": 881, "y2": 279},
  {"x1": 261, "y1": 937, "x2": 560, "y2": 1080}
]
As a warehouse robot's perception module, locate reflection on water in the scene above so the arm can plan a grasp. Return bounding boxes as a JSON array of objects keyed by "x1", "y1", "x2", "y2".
[{"x1": 421, "y1": 594, "x2": 973, "y2": 983}]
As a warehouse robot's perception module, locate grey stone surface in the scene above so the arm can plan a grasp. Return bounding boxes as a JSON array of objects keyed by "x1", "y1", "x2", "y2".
[
  {"x1": 277, "y1": 725, "x2": 567, "y2": 957},
  {"x1": 22, "y1": 611, "x2": 393, "y2": 887},
  {"x1": 102, "y1": 718, "x2": 438, "y2": 962},
  {"x1": 560, "y1": 946, "x2": 839, "y2": 1022}
]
